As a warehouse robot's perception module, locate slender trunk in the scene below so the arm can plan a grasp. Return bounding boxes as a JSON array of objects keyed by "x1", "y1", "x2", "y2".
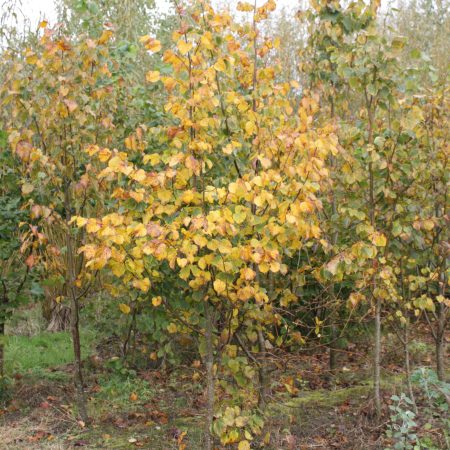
[
  {"x1": 374, "y1": 296, "x2": 381, "y2": 415},
  {"x1": 204, "y1": 300, "x2": 215, "y2": 450},
  {"x1": 329, "y1": 314, "x2": 338, "y2": 373},
  {"x1": 65, "y1": 184, "x2": 88, "y2": 423},
  {"x1": 366, "y1": 84, "x2": 382, "y2": 417},
  {"x1": 0, "y1": 287, "x2": 8, "y2": 378},
  {"x1": 435, "y1": 261, "x2": 447, "y2": 381},
  {"x1": 370, "y1": 154, "x2": 382, "y2": 416},
  {"x1": 404, "y1": 326, "x2": 417, "y2": 413},
  {"x1": 69, "y1": 288, "x2": 88, "y2": 423},
  {"x1": 436, "y1": 302, "x2": 446, "y2": 381},
  {"x1": 0, "y1": 321, "x2": 4, "y2": 378},
  {"x1": 329, "y1": 97, "x2": 339, "y2": 375},
  {"x1": 122, "y1": 305, "x2": 137, "y2": 360},
  {"x1": 257, "y1": 329, "x2": 268, "y2": 408}
]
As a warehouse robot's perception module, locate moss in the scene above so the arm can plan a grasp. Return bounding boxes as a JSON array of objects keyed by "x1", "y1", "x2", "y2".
[{"x1": 271, "y1": 372, "x2": 407, "y2": 416}]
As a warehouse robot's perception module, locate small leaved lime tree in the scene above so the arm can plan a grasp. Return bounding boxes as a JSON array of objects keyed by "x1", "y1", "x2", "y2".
[
  {"x1": 0, "y1": 25, "x2": 130, "y2": 421},
  {"x1": 76, "y1": 0, "x2": 337, "y2": 446},
  {"x1": 299, "y1": 0, "x2": 448, "y2": 415}
]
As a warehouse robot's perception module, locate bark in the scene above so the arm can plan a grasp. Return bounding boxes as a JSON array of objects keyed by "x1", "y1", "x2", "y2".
[
  {"x1": 403, "y1": 326, "x2": 417, "y2": 413},
  {"x1": 0, "y1": 321, "x2": 4, "y2": 378},
  {"x1": 65, "y1": 184, "x2": 88, "y2": 424},
  {"x1": 435, "y1": 260, "x2": 447, "y2": 381},
  {"x1": 329, "y1": 97, "x2": 339, "y2": 375},
  {"x1": 46, "y1": 301, "x2": 71, "y2": 332},
  {"x1": 69, "y1": 288, "x2": 88, "y2": 423},
  {"x1": 122, "y1": 304, "x2": 137, "y2": 360},
  {"x1": 257, "y1": 328, "x2": 269, "y2": 408},
  {"x1": 435, "y1": 302, "x2": 447, "y2": 381},
  {"x1": 0, "y1": 285, "x2": 6, "y2": 377},
  {"x1": 374, "y1": 296, "x2": 381, "y2": 416},
  {"x1": 329, "y1": 316, "x2": 338, "y2": 373},
  {"x1": 365, "y1": 84, "x2": 382, "y2": 417},
  {"x1": 204, "y1": 300, "x2": 215, "y2": 450}
]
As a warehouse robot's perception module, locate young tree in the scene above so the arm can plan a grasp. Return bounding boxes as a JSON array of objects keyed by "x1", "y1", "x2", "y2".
[
  {"x1": 0, "y1": 25, "x2": 128, "y2": 421},
  {"x1": 77, "y1": 0, "x2": 337, "y2": 445}
]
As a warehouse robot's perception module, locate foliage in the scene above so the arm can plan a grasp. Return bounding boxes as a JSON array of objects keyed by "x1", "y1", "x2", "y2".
[
  {"x1": 385, "y1": 369, "x2": 450, "y2": 450},
  {"x1": 0, "y1": 0, "x2": 448, "y2": 448}
]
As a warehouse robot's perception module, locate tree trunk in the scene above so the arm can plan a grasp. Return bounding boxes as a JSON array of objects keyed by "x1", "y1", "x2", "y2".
[
  {"x1": 329, "y1": 316, "x2": 338, "y2": 373},
  {"x1": 65, "y1": 184, "x2": 88, "y2": 424},
  {"x1": 69, "y1": 289, "x2": 88, "y2": 423},
  {"x1": 374, "y1": 296, "x2": 381, "y2": 417},
  {"x1": 366, "y1": 90, "x2": 382, "y2": 417},
  {"x1": 436, "y1": 302, "x2": 446, "y2": 381},
  {"x1": 0, "y1": 321, "x2": 4, "y2": 378},
  {"x1": 329, "y1": 101, "x2": 339, "y2": 376},
  {"x1": 46, "y1": 300, "x2": 71, "y2": 332},
  {"x1": 257, "y1": 328, "x2": 269, "y2": 408},
  {"x1": 204, "y1": 300, "x2": 215, "y2": 450},
  {"x1": 403, "y1": 326, "x2": 417, "y2": 413}
]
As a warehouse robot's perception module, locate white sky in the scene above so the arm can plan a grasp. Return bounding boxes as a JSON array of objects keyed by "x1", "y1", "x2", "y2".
[
  {"x1": 15, "y1": 0, "x2": 397, "y2": 30},
  {"x1": 17, "y1": 0, "x2": 305, "y2": 26}
]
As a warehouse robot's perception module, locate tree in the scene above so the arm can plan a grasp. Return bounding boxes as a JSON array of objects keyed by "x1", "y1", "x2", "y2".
[
  {"x1": 0, "y1": 25, "x2": 131, "y2": 421},
  {"x1": 76, "y1": 0, "x2": 337, "y2": 445}
]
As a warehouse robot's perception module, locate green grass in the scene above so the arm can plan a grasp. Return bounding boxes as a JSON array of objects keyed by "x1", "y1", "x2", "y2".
[{"x1": 4, "y1": 328, "x2": 96, "y2": 376}]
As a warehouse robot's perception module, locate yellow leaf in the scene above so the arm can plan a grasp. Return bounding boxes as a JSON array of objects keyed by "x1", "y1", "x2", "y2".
[
  {"x1": 238, "y1": 440, "x2": 251, "y2": 450},
  {"x1": 201, "y1": 35, "x2": 214, "y2": 50},
  {"x1": 98, "y1": 147, "x2": 112, "y2": 162},
  {"x1": 371, "y1": 232, "x2": 387, "y2": 247},
  {"x1": 167, "y1": 323, "x2": 178, "y2": 333},
  {"x1": 146, "y1": 71, "x2": 160, "y2": 83},
  {"x1": 140, "y1": 35, "x2": 161, "y2": 52},
  {"x1": 133, "y1": 277, "x2": 151, "y2": 292},
  {"x1": 143, "y1": 153, "x2": 160, "y2": 165},
  {"x1": 86, "y1": 219, "x2": 101, "y2": 233},
  {"x1": 157, "y1": 189, "x2": 172, "y2": 203},
  {"x1": 245, "y1": 120, "x2": 256, "y2": 136},
  {"x1": 75, "y1": 217, "x2": 88, "y2": 227},
  {"x1": 237, "y1": 2, "x2": 254, "y2": 12},
  {"x1": 214, "y1": 58, "x2": 226, "y2": 72},
  {"x1": 214, "y1": 279, "x2": 226, "y2": 295},
  {"x1": 22, "y1": 183, "x2": 34, "y2": 194},
  {"x1": 177, "y1": 257, "x2": 188, "y2": 268},
  {"x1": 177, "y1": 40, "x2": 193, "y2": 55},
  {"x1": 422, "y1": 219, "x2": 434, "y2": 231},
  {"x1": 119, "y1": 303, "x2": 131, "y2": 314},
  {"x1": 98, "y1": 29, "x2": 113, "y2": 45},
  {"x1": 110, "y1": 261, "x2": 125, "y2": 277},
  {"x1": 241, "y1": 267, "x2": 256, "y2": 281},
  {"x1": 152, "y1": 296, "x2": 162, "y2": 307}
]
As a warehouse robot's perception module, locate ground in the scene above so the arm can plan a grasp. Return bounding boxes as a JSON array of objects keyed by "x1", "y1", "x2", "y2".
[{"x1": 0, "y1": 310, "x2": 446, "y2": 449}]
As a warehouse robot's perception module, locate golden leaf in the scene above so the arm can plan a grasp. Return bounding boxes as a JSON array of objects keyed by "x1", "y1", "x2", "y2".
[
  {"x1": 133, "y1": 277, "x2": 151, "y2": 292},
  {"x1": 177, "y1": 40, "x2": 193, "y2": 55},
  {"x1": 146, "y1": 71, "x2": 160, "y2": 83},
  {"x1": 152, "y1": 296, "x2": 162, "y2": 307},
  {"x1": 238, "y1": 441, "x2": 251, "y2": 450},
  {"x1": 119, "y1": 303, "x2": 131, "y2": 314},
  {"x1": 213, "y1": 279, "x2": 226, "y2": 294}
]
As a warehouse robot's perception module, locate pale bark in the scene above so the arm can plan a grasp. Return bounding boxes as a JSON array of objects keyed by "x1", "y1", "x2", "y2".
[{"x1": 204, "y1": 300, "x2": 215, "y2": 450}]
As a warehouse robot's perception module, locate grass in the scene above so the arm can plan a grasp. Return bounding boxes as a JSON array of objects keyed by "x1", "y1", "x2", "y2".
[
  {"x1": 2, "y1": 319, "x2": 442, "y2": 449},
  {"x1": 4, "y1": 328, "x2": 97, "y2": 376}
]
